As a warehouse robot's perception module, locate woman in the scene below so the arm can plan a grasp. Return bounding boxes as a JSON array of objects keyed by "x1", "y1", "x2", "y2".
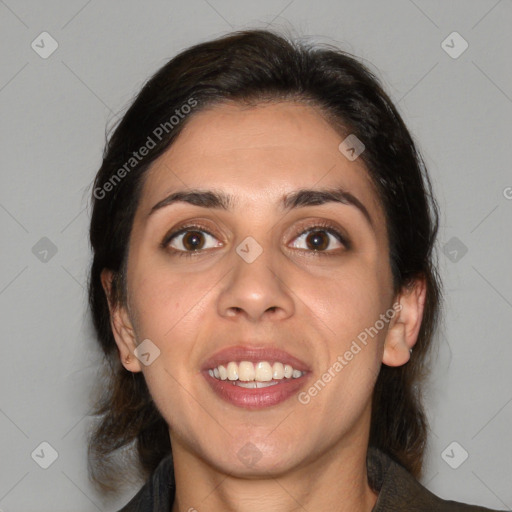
[{"x1": 87, "y1": 29, "x2": 505, "y2": 511}]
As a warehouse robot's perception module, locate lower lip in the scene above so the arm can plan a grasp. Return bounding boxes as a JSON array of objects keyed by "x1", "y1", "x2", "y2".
[{"x1": 202, "y1": 371, "x2": 309, "y2": 409}]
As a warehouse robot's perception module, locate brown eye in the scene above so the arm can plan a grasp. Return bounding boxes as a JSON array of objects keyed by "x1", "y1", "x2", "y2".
[
  {"x1": 304, "y1": 230, "x2": 330, "y2": 251},
  {"x1": 163, "y1": 225, "x2": 223, "y2": 255},
  {"x1": 290, "y1": 226, "x2": 347, "y2": 252},
  {"x1": 181, "y1": 231, "x2": 206, "y2": 251}
]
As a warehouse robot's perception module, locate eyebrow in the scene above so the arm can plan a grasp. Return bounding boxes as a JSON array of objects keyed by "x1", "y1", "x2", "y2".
[{"x1": 149, "y1": 187, "x2": 374, "y2": 229}]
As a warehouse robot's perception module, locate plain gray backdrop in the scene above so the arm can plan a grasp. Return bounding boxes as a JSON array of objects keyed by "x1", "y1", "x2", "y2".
[{"x1": 1, "y1": 1, "x2": 511, "y2": 511}]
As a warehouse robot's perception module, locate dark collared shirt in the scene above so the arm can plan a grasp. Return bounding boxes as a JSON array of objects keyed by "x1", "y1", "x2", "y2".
[{"x1": 117, "y1": 447, "x2": 506, "y2": 511}]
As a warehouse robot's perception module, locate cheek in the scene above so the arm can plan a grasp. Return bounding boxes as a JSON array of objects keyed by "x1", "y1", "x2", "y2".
[
  {"x1": 299, "y1": 259, "x2": 388, "y2": 339},
  {"x1": 299, "y1": 260, "x2": 389, "y2": 399},
  {"x1": 129, "y1": 263, "x2": 212, "y2": 342},
  {"x1": 126, "y1": 264, "x2": 214, "y2": 418}
]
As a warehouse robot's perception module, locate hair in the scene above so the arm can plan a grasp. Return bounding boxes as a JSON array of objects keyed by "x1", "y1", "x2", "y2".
[{"x1": 87, "y1": 28, "x2": 442, "y2": 494}]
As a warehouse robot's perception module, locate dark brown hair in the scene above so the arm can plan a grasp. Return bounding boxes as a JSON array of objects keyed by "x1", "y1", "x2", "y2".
[{"x1": 87, "y1": 28, "x2": 442, "y2": 494}]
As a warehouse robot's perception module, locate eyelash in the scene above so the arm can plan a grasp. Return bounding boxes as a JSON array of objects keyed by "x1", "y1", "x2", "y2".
[{"x1": 161, "y1": 220, "x2": 350, "y2": 259}]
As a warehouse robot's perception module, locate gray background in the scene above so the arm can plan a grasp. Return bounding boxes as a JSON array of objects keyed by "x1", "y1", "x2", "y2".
[{"x1": 1, "y1": 0, "x2": 511, "y2": 511}]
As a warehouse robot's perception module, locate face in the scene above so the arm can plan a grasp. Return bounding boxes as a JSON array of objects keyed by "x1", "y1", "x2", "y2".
[{"x1": 108, "y1": 101, "x2": 411, "y2": 477}]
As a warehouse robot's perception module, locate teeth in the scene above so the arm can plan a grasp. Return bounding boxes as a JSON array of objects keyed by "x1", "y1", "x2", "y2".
[
  {"x1": 218, "y1": 365, "x2": 227, "y2": 380},
  {"x1": 233, "y1": 381, "x2": 280, "y2": 388},
  {"x1": 208, "y1": 360, "x2": 305, "y2": 382},
  {"x1": 238, "y1": 361, "x2": 255, "y2": 381},
  {"x1": 272, "y1": 362, "x2": 284, "y2": 379},
  {"x1": 255, "y1": 361, "x2": 273, "y2": 381},
  {"x1": 227, "y1": 361, "x2": 238, "y2": 381}
]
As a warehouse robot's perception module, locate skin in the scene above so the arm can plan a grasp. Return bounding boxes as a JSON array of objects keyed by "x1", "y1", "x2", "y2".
[{"x1": 102, "y1": 101, "x2": 426, "y2": 512}]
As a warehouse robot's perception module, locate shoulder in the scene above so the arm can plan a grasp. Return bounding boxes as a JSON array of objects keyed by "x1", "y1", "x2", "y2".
[{"x1": 368, "y1": 447, "x2": 506, "y2": 512}]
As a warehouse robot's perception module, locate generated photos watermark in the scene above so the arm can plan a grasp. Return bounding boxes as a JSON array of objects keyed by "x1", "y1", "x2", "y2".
[
  {"x1": 93, "y1": 97, "x2": 198, "y2": 200},
  {"x1": 298, "y1": 301, "x2": 402, "y2": 405}
]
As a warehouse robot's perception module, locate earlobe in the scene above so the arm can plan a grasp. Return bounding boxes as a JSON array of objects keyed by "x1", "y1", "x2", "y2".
[
  {"x1": 100, "y1": 269, "x2": 143, "y2": 373},
  {"x1": 382, "y1": 277, "x2": 426, "y2": 367},
  {"x1": 382, "y1": 322, "x2": 409, "y2": 366}
]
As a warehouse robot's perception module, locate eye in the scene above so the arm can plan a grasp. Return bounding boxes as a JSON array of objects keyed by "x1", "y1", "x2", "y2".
[
  {"x1": 289, "y1": 224, "x2": 348, "y2": 253},
  {"x1": 163, "y1": 225, "x2": 223, "y2": 255}
]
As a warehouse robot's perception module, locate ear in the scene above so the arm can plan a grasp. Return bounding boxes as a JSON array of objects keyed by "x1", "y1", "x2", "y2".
[
  {"x1": 101, "y1": 269, "x2": 142, "y2": 373},
  {"x1": 382, "y1": 276, "x2": 427, "y2": 367}
]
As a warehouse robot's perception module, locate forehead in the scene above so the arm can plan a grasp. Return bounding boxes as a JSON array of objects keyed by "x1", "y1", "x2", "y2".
[{"x1": 137, "y1": 101, "x2": 385, "y2": 227}]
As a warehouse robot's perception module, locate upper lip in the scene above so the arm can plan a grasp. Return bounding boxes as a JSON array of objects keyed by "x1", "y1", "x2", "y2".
[{"x1": 201, "y1": 345, "x2": 311, "y2": 373}]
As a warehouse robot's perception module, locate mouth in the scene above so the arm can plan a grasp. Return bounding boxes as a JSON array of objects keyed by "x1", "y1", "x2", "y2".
[{"x1": 201, "y1": 345, "x2": 311, "y2": 410}]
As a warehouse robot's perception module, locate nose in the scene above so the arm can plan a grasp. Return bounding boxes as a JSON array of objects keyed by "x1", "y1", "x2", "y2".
[{"x1": 216, "y1": 238, "x2": 295, "y2": 323}]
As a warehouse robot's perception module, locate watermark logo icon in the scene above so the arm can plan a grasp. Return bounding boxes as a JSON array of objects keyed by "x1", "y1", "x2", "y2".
[
  {"x1": 31, "y1": 441, "x2": 58, "y2": 469},
  {"x1": 442, "y1": 236, "x2": 468, "y2": 263},
  {"x1": 32, "y1": 237, "x2": 58, "y2": 263},
  {"x1": 237, "y1": 442, "x2": 263, "y2": 467},
  {"x1": 134, "y1": 339, "x2": 161, "y2": 366},
  {"x1": 339, "y1": 134, "x2": 365, "y2": 161},
  {"x1": 236, "y1": 236, "x2": 263, "y2": 263},
  {"x1": 441, "y1": 32, "x2": 468, "y2": 59},
  {"x1": 31, "y1": 32, "x2": 59, "y2": 59},
  {"x1": 441, "y1": 441, "x2": 468, "y2": 469}
]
